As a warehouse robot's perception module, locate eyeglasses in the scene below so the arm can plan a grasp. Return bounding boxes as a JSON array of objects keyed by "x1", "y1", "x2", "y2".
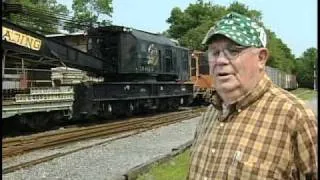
[{"x1": 208, "y1": 45, "x2": 251, "y2": 61}]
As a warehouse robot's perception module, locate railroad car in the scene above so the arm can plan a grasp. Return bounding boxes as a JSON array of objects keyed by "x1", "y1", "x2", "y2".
[
  {"x1": 265, "y1": 66, "x2": 298, "y2": 90},
  {"x1": 2, "y1": 20, "x2": 193, "y2": 130},
  {"x1": 188, "y1": 51, "x2": 214, "y2": 105}
]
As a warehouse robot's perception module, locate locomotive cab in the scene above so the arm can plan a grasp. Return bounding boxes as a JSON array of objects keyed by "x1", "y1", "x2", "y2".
[{"x1": 87, "y1": 26, "x2": 189, "y2": 82}]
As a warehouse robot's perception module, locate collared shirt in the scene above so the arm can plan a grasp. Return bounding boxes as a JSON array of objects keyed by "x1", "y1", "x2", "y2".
[{"x1": 188, "y1": 74, "x2": 317, "y2": 180}]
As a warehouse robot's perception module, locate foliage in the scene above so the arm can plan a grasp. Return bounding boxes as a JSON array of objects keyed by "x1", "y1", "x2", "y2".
[
  {"x1": 227, "y1": 1, "x2": 262, "y2": 22},
  {"x1": 6, "y1": 0, "x2": 69, "y2": 34},
  {"x1": 166, "y1": 0, "x2": 227, "y2": 49},
  {"x1": 166, "y1": 0, "x2": 262, "y2": 50},
  {"x1": 265, "y1": 29, "x2": 295, "y2": 73},
  {"x1": 165, "y1": 0, "x2": 298, "y2": 74},
  {"x1": 295, "y1": 48, "x2": 317, "y2": 88},
  {"x1": 65, "y1": 0, "x2": 113, "y2": 32},
  {"x1": 180, "y1": 21, "x2": 214, "y2": 50}
]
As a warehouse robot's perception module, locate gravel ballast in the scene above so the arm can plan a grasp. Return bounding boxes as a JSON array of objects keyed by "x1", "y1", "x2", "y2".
[{"x1": 3, "y1": 116, "x2": 200, "y2": 180}]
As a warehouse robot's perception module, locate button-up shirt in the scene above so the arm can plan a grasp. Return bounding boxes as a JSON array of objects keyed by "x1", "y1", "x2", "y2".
[{"x1": 188, "y1": 74, "x2": 317, "y2": 180}]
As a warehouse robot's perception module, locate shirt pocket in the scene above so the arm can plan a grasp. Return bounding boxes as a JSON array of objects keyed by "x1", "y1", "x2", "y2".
[{"x1": 227, "y1": 160, "x2": 282, "y2": 180}]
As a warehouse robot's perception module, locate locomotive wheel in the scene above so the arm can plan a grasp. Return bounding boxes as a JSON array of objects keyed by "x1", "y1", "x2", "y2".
[
  {"x1": 48, "y1": 111, "x2": 65, "y2": 126},
  {"x1": 158, "y1": 99, "x2": 168, "y2": 112},
  {"x1": 110, "y1": 102, "x2": 128, "y2": 117},
  {"x1": 167, "y1": 98, "x2": 179, "y2": 111},
  {"x1": 99, "y1": 105, "x2": 113, "y2": 119},
  {"x1": 125, "y1": 102, "x2": 134, "y2": 117},
  {"x1": 21, "y1": 113, "x2": 49, "y2": 131}
]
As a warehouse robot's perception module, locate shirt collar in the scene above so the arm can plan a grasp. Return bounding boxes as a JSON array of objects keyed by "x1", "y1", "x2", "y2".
[{"x1": 210, "y1": 74, "x2": 272, "y2": 112}]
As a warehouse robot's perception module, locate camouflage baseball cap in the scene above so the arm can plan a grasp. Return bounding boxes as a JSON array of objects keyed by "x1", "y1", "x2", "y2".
[{"x1": 202, "y1": 12, "x2": 267, "y2": 47}]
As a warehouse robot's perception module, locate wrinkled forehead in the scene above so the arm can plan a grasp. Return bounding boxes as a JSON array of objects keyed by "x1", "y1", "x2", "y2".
[{"x1": 209, "y1": 34, "x2": 240, "y2": 48}]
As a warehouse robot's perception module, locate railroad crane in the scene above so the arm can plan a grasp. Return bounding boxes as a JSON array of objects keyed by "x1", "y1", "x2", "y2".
[{"x1": 2, "y1": 4, "x2": 193, "y2": 130}]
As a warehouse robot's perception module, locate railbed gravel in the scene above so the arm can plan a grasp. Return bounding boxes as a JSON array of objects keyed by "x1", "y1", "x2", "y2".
[{"x1": 3, "y1": 116, "x2": 200, "y2": 180}]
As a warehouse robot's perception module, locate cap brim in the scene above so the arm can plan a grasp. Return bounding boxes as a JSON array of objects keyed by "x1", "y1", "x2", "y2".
[{"x1": 202, "y1": 31, "x2": 251, "y2": 47}]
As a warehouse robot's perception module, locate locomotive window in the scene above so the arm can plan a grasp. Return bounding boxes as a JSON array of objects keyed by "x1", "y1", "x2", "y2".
[
  {"x1": 182, "y1": 51, "x2": 188, "y2": 70},
  {"x1": 165, "y1": 49, "x2": 173, "y2": 72},
  {"x1": 172, "y1": 49, "x2": 177, "y2": 70},
  {"x1": 199, "y1": 54, "x2": 207, "y2": 65},
  {"x1": 158, "y1": 50, "x2": 161, "y2": 65}
]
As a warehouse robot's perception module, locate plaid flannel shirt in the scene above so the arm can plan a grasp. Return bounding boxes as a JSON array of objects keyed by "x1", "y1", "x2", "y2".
[{"x1": 188, "y1": 74, "x2": 317, "y2": 180}]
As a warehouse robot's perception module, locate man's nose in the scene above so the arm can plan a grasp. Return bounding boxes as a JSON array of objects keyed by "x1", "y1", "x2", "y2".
[{"x1": 215, "y1": 51, "x2": 229, "y2": 65}]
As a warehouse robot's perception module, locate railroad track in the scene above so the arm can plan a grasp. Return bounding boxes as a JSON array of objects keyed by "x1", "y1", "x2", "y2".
[{"x1": 3, "y1": 107, "x2": 205, "y2": 174}]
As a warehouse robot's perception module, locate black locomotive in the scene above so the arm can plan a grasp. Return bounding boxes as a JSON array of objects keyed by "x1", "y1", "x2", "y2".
[
  {"x1": 2, "y1": 19, "x2": 194, "y2": 129},
  {"x1": 68, "y1": 26, "x2": 193, "y2": 119}
]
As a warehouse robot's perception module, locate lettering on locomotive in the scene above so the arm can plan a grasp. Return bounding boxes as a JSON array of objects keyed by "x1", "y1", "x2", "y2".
[
  {"x1": 2, "y1": 26, "x2": 42, "y2": 51},
  {"x1": 147, "y1": 43, "x2": 159, "y2": 66}
]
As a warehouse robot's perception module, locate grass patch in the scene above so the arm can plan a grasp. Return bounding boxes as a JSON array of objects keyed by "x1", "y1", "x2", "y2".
[
  {"x1": 289, "y1": 88, "x2": 317, "y2": 100},
  {"x1": 137, "y1": 149, "x2": 190, "y2": 180},
  {"x1": 290, "y1": 88, "x2": 312, "y2": 95},
  {"x1": 297, "y1": 91, "x2": 317, "y2": 100}
]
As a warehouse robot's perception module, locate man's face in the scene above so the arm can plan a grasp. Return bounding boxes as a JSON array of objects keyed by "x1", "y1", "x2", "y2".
[{"x1": 208, "y1": 36, "x2": 262, "y2": 95}]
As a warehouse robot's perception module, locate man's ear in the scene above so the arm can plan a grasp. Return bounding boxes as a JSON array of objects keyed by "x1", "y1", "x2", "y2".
[{"x1": 257, "y1": 48, "x2": 269, "y2": 70}]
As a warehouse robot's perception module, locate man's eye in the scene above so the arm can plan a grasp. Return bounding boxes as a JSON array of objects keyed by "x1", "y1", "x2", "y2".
[
  {"x1": 213, "y1": 51, "x2": 220, "y2": 56},
  {"x1": 228, "y1": 48, "x2": 241, "y2": 56}
]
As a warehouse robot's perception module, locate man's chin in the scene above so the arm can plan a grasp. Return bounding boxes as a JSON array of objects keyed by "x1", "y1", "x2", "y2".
[{"x1": 215, "y1": 83, "x2": 240, "y2": 93}]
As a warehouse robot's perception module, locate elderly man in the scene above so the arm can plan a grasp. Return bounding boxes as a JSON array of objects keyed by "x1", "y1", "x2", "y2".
[{"x1": 188, "y1": 12, "x2": 317, "y2": 180}]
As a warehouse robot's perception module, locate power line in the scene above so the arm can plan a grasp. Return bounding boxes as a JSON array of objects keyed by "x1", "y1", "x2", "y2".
[
  {"x1": 24, "y1": 9, "x2": 95, "y2": 26},
  {"x1": 4, "y1": 2, "x2": 110, "y2": 33},
  {"x1": 23, "y1": 4, "x2": 108, "y2": 27}
]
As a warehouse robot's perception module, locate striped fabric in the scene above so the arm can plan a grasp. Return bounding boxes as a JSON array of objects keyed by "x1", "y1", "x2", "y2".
[{"x1": 188, "y1": 74, "x2": 317, "y2": 180}]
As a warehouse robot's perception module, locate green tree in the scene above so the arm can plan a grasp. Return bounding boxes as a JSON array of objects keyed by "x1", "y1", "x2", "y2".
[
  {"x1": 295, "y1": 48, "x2": 318, "y2": 88},
  {"x1": 227, "y1": 1, "x2": 262, "y2": 22},
  {"x1": 6, "y1": 0, "x2": 69, "y2": 34},
  {"x1": 166, "y1": 1, "x2": 296, "y2": 73},
  {"x1": 65, "y1": 0, "x2": 113, "y2": 32},
  {"x1": 180, "y1": 21, "x2": 214, "y2": 49},
  {"x1": 166, "y1": 1, "x2": 262, "y2": 50},
  {"x1": 265, "y1": 29, "x2": 295, "y2": 73},
  {"x1": 166, "y1": 0, "x2": 227, "y2": 43},
  {"x1": 161, "y1": 30, "x2": 170, "y2": 37}
]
